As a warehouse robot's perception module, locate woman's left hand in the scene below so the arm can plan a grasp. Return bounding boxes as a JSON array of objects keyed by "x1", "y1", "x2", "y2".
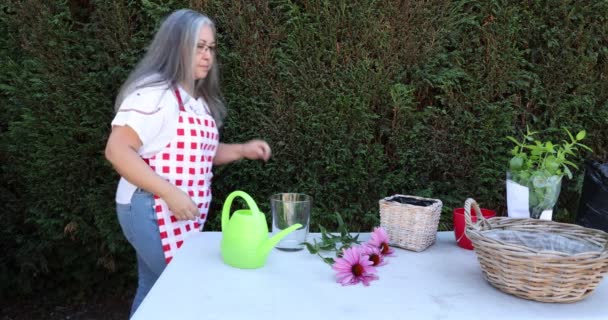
[{"x1": 241, "y1": 139, "x2": 272, "y2": 161}]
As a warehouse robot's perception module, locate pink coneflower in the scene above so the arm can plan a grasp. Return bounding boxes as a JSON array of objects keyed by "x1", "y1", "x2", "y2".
[
  {"x1": 367, "y1": 227, "x2": 395, "y2": 256},
  {"x1": 332, "y1": 246, "x2": 378, "y2": 286},
  {"x1": 361, "y1": 245, "x2": 387, "y2": 267}
]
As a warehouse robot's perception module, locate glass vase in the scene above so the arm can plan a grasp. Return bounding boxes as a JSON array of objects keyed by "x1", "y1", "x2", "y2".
[{"x1": 506, "y1": 171, "x2": 563, "y2": 219}]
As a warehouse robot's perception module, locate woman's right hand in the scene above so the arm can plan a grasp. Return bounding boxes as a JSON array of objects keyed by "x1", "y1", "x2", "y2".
[{"x1": 163, "y1": 187, "x2": 199, "y2": 221}]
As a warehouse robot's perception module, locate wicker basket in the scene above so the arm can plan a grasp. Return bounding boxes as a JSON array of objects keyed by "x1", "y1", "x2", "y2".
[
  {"x1": 464, "y1": 198, "x2": 608, "y2": 303},
  {"x1": 379, "y1": 194, "x2": 442, "y2": 252}
]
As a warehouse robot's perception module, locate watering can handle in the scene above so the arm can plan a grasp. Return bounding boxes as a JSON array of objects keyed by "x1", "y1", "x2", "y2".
[{"x1": 221, "y1": 191, "x2": 262, "y2": 231}]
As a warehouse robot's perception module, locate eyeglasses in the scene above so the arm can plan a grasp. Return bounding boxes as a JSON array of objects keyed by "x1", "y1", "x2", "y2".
[{"x1": 197, "y1": 43, "x2": 216, "y2": 54}]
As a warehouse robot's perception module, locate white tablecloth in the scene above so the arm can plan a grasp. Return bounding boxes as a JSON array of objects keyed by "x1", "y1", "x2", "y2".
[{"x1": 132, "y1": 231, "x2": 607, "y2": 320}]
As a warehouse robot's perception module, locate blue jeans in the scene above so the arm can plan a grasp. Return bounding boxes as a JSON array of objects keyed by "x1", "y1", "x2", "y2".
[{"x1": 116, "y1": 189, "x2": 166, "y2": 317}]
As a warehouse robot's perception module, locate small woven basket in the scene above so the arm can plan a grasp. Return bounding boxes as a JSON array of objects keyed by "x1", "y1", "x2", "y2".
[
  {"x1": 379, "y1": 194, "x2": 442, "y2": 252},
  {"x1": 464, "y1": 198, "x2": 608, "y2": 303}
]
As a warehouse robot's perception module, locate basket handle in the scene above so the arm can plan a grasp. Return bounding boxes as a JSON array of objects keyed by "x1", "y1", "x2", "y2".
[{"x1": 464, "y1": 198, "x2": 490, "y2": 230}]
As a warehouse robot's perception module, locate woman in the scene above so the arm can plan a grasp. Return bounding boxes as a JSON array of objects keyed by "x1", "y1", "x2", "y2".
[{"x1": 104, "y1": 9, "x2": 271, "y2": 315}]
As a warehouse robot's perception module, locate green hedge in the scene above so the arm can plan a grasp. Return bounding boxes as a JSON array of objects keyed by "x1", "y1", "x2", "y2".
[{"x1": 1, "y1": 0, "x2": 606, "y2": 298}]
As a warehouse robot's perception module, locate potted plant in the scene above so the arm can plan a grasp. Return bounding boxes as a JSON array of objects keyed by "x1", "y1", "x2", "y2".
[{"x1": 506, "y1": 128, "x2": 591, "y2": 220}]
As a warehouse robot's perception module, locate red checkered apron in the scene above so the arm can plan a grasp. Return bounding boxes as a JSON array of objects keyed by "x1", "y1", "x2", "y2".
[{"x1": 144, "y1": 87, "x2": 219, "y2": 264}]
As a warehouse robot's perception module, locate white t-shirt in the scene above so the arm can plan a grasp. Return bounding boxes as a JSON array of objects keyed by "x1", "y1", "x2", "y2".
[{"x1": 111, "y1": 81, "x2": 212, "y2": 204}]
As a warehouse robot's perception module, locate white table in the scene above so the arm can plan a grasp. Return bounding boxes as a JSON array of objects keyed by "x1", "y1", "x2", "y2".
[{"x1": 132, "y1": 232, "x2": 607, "y2": 320}]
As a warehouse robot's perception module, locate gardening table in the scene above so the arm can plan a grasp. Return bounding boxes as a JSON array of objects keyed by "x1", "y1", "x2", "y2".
[{"x1": 132, "y1": 231, "x2": 607, "y2": 320}]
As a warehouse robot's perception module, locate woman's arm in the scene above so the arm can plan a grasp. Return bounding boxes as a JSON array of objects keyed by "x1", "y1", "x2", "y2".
[
  {"x1": 105, "y1": 125, "x2": 199, "y2": 220},
  {"x1": 213, "y1": 140, "x2": 272, "y2": 166}
]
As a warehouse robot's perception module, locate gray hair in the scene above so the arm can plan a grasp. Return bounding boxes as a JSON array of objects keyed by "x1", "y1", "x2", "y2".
[{"x1": 114, "y1": 9, "x2": 226, "y2": 127}]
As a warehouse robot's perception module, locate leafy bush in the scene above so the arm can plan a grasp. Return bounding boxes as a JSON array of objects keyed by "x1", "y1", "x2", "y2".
[{"x1": 1, "y1": 0, "x2": 606, "y2": 299}]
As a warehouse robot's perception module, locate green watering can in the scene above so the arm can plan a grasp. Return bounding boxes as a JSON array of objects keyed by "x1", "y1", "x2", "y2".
[{"x1": 220, "y1": 191, "x2": 302, "y2": 269}]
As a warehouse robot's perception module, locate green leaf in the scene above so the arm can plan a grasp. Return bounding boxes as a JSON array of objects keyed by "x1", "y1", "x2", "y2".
[
  {"x1": 576, "y1": 130, "x2": 586, "y2": 141},
  {"x1": 509, "y1": 157, "x2": 524, "y2": 171},
  {"x1": 304, "y1": 242, "x2": 319, "y2": 254},
  {"x1": 506, "y1": 136, "x2": 521, "y2": 145},
  {"x1": 544, "y1": 156, "x2": 559, "y2": 172},
  {"x1": 335, "y1": 212, "x2": 345, "y2": 226},
  {"x1": 564, "y1": 128, "x2": 575, "y2": 141},
  {"x1": 563, "y1": 165, "x2": 573, "y2": 179},
  {"x1": 337, "y1": 213, "x2": 349, "y2": 238},
  {"x1": 320, "y1": 243, "x2": 336, "y2": 250},
  {"x1": 319, "y1": 225, "x2": 330, "y2": 240},
  {"x1": 526, "y1": 127, "x2": 538, "y2": 136},
  {"x1": 563, "y1": 160, "x2": 579, "y2": 169}
]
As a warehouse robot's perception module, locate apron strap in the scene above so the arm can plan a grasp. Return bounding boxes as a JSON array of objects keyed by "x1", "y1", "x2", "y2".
[
  {"x1": 141, "y1": 87, "x2": 185, "y2": 164},
  {"x1": 173, "y1": 87, "x2": 186, "y2": 112}
]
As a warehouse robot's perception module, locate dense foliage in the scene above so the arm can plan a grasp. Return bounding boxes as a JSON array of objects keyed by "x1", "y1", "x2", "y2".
[{"x1": 1, "y1": 0, "x2": 606, "y2": 299}]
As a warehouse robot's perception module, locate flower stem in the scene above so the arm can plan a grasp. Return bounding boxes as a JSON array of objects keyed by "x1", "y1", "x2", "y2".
[{"x1": 317, "y1": 253, "x2": 335, "y2": 266}]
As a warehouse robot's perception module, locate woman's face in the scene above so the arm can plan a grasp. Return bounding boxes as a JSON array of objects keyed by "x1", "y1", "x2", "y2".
[{"x1": 194, "y1": 25, "x2": 215, "y2": 80}]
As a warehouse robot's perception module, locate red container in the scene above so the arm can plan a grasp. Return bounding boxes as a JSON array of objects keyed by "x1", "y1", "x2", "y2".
[{"x1": 453, "y1": 207, "x2": 496, "y2": 250}]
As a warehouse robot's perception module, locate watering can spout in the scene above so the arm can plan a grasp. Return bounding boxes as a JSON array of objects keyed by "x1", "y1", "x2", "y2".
[{"x1": 259, "y1": 223, "x2": 303, "y2": 257}]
